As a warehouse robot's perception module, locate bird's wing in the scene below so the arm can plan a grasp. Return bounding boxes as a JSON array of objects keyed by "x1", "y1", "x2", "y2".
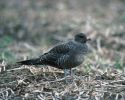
[
  {"x1": 39, "y1": 52, "x2": 59, "y2": 66},
  {"x1": 48, "y1": 42, "x2": 73, "y2": 54}
]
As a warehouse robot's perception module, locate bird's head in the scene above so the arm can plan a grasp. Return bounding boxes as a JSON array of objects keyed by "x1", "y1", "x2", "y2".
[{"x1": 75, "y1": 33, "x2": 91, "y2": 43}]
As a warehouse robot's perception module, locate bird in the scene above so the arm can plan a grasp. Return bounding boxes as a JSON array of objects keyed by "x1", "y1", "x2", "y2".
[{"x1": 17, "y1": 33, "x2": 91, "y2": 81}]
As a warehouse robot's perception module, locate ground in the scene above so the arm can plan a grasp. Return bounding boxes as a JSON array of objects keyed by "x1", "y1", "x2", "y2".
[{"x1": 0, "y1": 0, "x2": 125, "y2": 99}]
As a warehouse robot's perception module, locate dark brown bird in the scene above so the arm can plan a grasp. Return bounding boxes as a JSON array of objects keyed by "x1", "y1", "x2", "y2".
[{"x1": 17, "y1": 33, "x2": 90, "y2": 78}]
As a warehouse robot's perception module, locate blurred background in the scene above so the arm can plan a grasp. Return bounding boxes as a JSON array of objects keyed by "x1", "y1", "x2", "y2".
[
  {"x1": 0, "y1": 0, "x2": 125, "y2": 64},
  {"x1": 0, "y1": 0, "x2": 125, "y2": 99}
]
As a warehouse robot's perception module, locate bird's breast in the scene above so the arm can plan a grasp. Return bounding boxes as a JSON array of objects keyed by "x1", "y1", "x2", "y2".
[
  {"x1": 66, "y1": 53, "x2": 84, "y2": 68},
  {"x1": 74, "y1": 53, "x2": 84, "y2": 64}
]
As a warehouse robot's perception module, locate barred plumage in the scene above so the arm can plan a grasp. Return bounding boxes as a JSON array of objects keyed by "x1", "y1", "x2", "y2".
[{"x1": 17, "y1": 33, "x2": 91, "y2": 76}]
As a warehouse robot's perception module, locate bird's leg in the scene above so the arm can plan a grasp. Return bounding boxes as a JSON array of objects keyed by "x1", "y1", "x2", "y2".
[
  {"x1": 64, "y1": 68, "x2": 67, "y2": 77},
  {"x1": 69, "y1": 68, "x2": 72, "y2": 76},
  {"x1": 69, "y1": 68, "x2": 74, "y2": 80},
  {"x1": 64, "y1": 68, "x2": 74, "y2": 83},
  {"x1": 64, "y1": 68, "x2": 68, "y2": 83}
]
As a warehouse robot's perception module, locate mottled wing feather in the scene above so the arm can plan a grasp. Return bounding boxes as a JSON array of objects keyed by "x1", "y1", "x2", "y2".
[
  {"x1": 48, "y1": 43, "x2": 72, "y2": 54},
  {"x1": 39, "y1": 52, "x2": 59, "y2": 67},
  {"x1": 38, "y1": 42, "x2": 73, "y2": 68}
]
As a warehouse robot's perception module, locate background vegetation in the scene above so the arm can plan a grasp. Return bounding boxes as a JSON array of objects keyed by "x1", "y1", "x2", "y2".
[{"x1": 0, "y1": 0, "x2": 125, "y2": 99}]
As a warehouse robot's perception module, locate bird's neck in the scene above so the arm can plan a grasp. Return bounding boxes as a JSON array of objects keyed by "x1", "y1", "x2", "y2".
[{"x1": 75, "y1": 40, "x2": 86, "y2": 44}]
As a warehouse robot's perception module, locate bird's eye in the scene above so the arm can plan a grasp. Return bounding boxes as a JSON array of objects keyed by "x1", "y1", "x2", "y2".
[{"x1": 79, "y1": 36, "x2": 83, "y2": 38}]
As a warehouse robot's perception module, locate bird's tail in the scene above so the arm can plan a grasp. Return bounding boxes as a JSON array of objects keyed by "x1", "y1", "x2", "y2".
[{"x1": 17, "y1": 58, "x2": 41, "y2": 65}]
